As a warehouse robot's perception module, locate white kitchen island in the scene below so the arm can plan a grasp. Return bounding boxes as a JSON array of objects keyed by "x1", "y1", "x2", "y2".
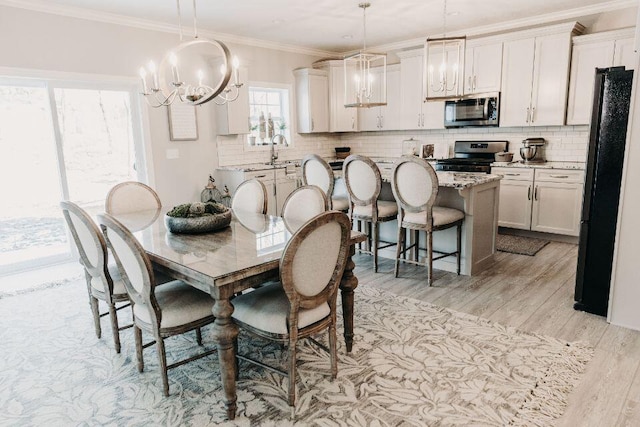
[{"x1": 338, "y1": 164, "x2": 502, "y2": 276}]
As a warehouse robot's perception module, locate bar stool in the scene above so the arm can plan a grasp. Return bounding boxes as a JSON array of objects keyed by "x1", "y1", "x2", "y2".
[
  {"x1": 343, "y1": 155, "x2": 398, "y2": 272},
  {"x1": 390, "y1": 156, "x2": 464, "y2": 285},
  {"x1": 301, "y1": 154, "x2": 349, "y2": 211}
]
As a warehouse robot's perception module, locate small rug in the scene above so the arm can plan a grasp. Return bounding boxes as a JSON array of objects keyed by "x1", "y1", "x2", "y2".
[
  {"x1": 0, "y1": 280, "x2": 592, "y2": 426},
  {"x1": 497, "y1": 233, "x2": 550, "y2": 256}
]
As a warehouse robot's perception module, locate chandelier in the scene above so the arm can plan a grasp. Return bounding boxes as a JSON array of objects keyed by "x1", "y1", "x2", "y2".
[
  {"x1": 423, "y1": 0, "x2": 465, "y2": 101},
  {"x1": 138, "y1": 0, "x2": 243, "y2": 107},
  {"x1": 343, "y1": 3, "x2": 387, "y2": 108}
]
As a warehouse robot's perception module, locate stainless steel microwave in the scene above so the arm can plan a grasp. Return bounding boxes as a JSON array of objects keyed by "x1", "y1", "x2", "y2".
[{"x1": 444, "y1": 93, "x2": 500, "y2": 128}]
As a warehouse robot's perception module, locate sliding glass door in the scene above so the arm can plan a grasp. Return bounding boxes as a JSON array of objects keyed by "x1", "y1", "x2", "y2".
[{"x1": 0, "y1": 78, "x2": 147, "y2": 275}]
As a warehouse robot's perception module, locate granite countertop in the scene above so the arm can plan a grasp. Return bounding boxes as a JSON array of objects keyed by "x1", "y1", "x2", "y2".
[
  {"x1": 490, "y1": 161, "x2": 585, "y2": 170},
  {"x1": 216, "y1": 161, "x2": 300, "y2": 172},
  {"x1": 333, "y1": 168, "x2": 501, "y2": 190}
]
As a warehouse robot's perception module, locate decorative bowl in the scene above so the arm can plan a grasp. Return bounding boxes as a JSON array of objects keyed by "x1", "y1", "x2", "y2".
[
  {"x1": 164, "y1": 209, "x2": 232, "y2": 234},
  {"x1": 494, "y1": 152, "x2": 514, "y2": 162}
]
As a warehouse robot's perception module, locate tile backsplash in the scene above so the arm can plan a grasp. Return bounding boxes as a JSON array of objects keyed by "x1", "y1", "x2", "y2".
[{"x1": 217, "y1": 125, "x2": 590, "y2": 166}]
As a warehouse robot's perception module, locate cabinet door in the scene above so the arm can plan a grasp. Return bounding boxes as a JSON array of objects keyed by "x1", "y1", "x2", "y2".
[
  {"x1": 500, "y1": 38, "x2": 535, "y2": 127},
  {"x1": 613, "y1": 38, "x2": 636, "y2": 70},
  {"x1": 216, "y1": 67, "x2": 250, "y2": 134},
  {"x1": 472, "y1": 42, "x2": 503, "y2": 93},
  {"x1": 566, "y1": 41, "x2": 615, "y2": 125},
  {"x1": 329, "y1": 66, "x2": 358, "y2": 132},
  {"x1": 275, "y1": 179, "x2": 297, "y2": 216},
  {"x1": 531, "y1": 181, "x2": 583, "y2": 236},
  {"x1": 308, "y1": 74, "x2": 329, "y2": 132},
  {"x1": 498, "y1": 180, "x2": 533, "y2": 230},
  {"x1": 463, "y1": 47, "x2": 475, "y2": 95},
  {"x1": 423, "y1": 101, "x2": 445, "y2": 129},
  {"x1": 380, "y1": 68, "x2": 401, "y2": 130},
  {"x1": 400, "y1": 55, "x2": 425, "y2": 129},
  {"x1": 530, "y1": 33, "x2": 573, "y2": 126}
]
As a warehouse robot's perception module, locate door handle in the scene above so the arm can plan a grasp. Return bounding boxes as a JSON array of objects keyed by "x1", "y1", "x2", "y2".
[
  {"x1": 505, "y1": 173, "x2": 521, "y2": 176},
  {"x1": 549, "y1": 174, "x2": 569, "y2": 179},
  {"x1": 531, "y1": 107, "x2": 536, "y2": 123},
  {"x1": 468, "y1": 76, "x2": 472, "y2": 91},
  {"x1": 526, "y1": 107, "x2": 530, "y2": 123},
  {"x1": 473, "y1": 75, "x2": 477, "y2": 91},
  {"x1": 418, "y1": 113, "x2": 421, "y2": 127},
  {"x1": 255, "y1": 174, "x2": 267, "y2": 179},
  {"x1": 534, "y1": 185, "x2": 538, "y2": 201},
  {"x1": 351, "y1": 117, "x2": 355, "y2": 129},
  {"x1": 527, "y1": 185, "x2": 531, "y2": 200},
  {"x1": 311, "y1": 118, "x2": 314, "y2": 131},
  {"x1": 421, "y1": 113, "x2": 425, "y2": 127},
  {"x1": 380, "y1": 115, "x2": 383, "y2": 129}
]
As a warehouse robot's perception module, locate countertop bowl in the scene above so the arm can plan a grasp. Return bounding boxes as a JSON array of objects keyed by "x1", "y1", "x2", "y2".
[
  {"x1": 495, "y1": 152, "x2": 514, "y2": 162},
  {"x1": 164, "y1": 210, "x2": 232, "y2": 234}
]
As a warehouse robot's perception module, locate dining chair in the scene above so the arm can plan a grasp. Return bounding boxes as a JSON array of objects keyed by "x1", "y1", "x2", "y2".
[
  {"x1": 231, "y1": 211, "x2": 350, "y2": 408},
  {"x1": 60, "y1": 200, "x2": 131, "y2": 353},
  {"x1": 105, "y1": 181, "x2": 162, "y2": 215},
  {"x1": 343, "y1": 154, "x2": 398, "y2": 272},
  {"x1": 98, "y1": 213, "x2": 217, "y2": 396},
  {"x1": 231, "y1": 178, "x2": 268, "y2": 214},
  {"x1": 301, "y1": 154, "x2": 349, "y2": 211},
  {"x1": 281, "y1": 185, "x2": 328, "y2": 232},
  {"x1": 391, "y1": 156, "x2": 464, "y2": 285}
]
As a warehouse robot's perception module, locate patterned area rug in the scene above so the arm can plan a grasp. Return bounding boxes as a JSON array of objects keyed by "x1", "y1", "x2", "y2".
[
  {"x1": 496, "y1": 233, "x2": 551, "y2": 256},
  {"x1": 0, "y1": 280, "x2": 592, "y2": 426}
]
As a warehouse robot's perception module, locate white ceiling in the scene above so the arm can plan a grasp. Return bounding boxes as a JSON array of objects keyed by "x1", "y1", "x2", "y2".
[{"x1": 3, "y1": 0, "x2": 635, "y2": 52}]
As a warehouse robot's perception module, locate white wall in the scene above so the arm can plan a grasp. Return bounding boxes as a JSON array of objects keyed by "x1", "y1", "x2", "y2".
[
  {"x1": 0, "y1": 5, "x2": 325, "y2": 206},
  {"x1": 609, "y1": 18, "x2": 640, "y2": 330}
]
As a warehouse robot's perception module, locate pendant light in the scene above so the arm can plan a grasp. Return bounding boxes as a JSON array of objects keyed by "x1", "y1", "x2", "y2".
[
  {"x1": 138, "y1": 0, "x2": 243, "y2": 107},
  {"x1": 423, "y1": 0, "x2": 465, "y2": 101},
  {"x1": 343, "y1": 3, "x2": 387, "y2": 108}
]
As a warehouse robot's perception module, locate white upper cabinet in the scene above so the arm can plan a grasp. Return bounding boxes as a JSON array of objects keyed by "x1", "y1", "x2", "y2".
[
  {"x1": 500, "y1": 22, "x2": 582, "y2": 127},
  {"x1": 399, "y1": 50, "x2": 444, "y2": 130},
  {"x1": 293, "y1": 68, "x2": 329, "y2": 133},
  {"x1": 216, "y1": 67, "x2": 250, "y2": 135},
  {"x1": 315, "y1": 61, "x2": 358, "y2": 132},
  {"x1": 463, "y1": 41, "x2": 503, "y2": 95},
  {"x1": 358, "y1": 65, "x2": 402, "y2": 131},
  {"x1": 566, "y1": 29, "x2": 635, "y2": 125}
]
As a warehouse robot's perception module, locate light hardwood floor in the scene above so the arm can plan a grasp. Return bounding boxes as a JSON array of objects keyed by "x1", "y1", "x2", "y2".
[{"x1": 352, "y1": 242, "x2": 640, "y2": 427}]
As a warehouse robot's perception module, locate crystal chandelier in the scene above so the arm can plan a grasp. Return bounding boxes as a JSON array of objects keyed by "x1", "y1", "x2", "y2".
[
  {"x1": 423, "y1": 0, "x2": 465, "y2": 101},
  {"x1": 343, "y1": 3, "x2": 387, "y2": 108},
  {"x1": 138, "y1": 0, "x2": 243, "y2": 107}
]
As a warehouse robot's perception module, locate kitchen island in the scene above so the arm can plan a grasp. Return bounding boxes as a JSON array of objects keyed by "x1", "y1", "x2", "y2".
[{"x1": 337, "y1": 163, "x2": 502, "y2": 276}]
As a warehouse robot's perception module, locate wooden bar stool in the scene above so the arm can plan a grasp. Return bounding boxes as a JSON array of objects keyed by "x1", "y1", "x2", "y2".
[
  {"x1": 390, "y1": 156, "x2": 464, "y2": 285},
  {"x1": 343, "y1": 155, "x2": 398, "y2": 272}
]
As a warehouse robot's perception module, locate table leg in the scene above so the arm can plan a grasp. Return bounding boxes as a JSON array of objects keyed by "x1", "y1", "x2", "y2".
[
  {"x1": 211, "y1": 295, "x2": 239, "y2": 420},
  {"x1": 339, "y1": 245, "x2": 358, "y2": 353}
]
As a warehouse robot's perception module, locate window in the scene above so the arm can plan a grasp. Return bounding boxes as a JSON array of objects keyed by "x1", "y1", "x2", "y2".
[
  {"x1": 248, "y1": 85, "x2": 291, "y2": 146},
  {"x1": 0, "y1": 76, "x2": 147, "y2": 275}
]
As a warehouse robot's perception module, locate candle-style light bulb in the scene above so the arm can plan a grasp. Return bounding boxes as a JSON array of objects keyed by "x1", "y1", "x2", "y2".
[
  {"x1": 197, "y1": 69, "x2": 204, "y2": 87},
  {"x1": 148, "y1": 61, "x2": 159, "y2": 89},
  {"x1": 139, "y1": 67, "x2": 148, "y2": 93},
  {"x1": 232, "y1": 56, "x2": 240, "y2": 85},
  {"x1": 169, "y1": 53, "x2": 180, "y2": 83}
]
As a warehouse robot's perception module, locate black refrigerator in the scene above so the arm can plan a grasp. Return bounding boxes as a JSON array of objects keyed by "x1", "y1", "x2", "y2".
[{"x1": 574, "y1": 67, "x2": 634, "y2": 316}]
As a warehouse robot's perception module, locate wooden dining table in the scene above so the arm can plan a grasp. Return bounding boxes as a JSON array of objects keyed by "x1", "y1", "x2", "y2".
[{"x1": 113, "y1": 208, "x2": 367, "y2": 420}]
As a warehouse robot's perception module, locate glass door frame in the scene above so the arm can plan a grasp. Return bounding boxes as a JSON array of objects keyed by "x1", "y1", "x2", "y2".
[{"x1": 0, "y1": 68, "x2": 154, "y2": 275}]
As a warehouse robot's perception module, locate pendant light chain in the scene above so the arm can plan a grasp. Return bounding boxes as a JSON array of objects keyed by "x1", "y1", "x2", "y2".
[
  {"x1": 176, "y1": 0, "x2": 183, "y2": 41},
  {"x1": 362, "y1": 4, "x2": 367, "y2": 53},
  {"x1": 443, "y1": 0, "x2": 447, "y2": 37},
  {"x1": 192, "y1": 0, "x2": 198, "y2": 39}
]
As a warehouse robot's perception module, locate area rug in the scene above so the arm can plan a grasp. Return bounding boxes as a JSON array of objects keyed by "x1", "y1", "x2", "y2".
[
  {"x1": 0, "y1": 280, "x2": 592, "y2": 426},
  {"x1": 496, "y1": 233, "x2": 550, "y2": 256}
]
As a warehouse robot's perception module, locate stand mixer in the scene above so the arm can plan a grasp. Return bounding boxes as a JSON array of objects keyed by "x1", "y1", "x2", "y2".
[{"x1": 520, "y1": 138, "x2": 546, "y2": 163}]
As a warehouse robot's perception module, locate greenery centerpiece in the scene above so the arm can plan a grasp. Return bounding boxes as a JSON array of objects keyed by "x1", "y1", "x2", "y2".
[{"x1": 164, "y1": 201, "x2": 231, "y2": 234}]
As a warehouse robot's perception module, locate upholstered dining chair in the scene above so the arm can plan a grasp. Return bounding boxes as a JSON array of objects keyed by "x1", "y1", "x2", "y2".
[
  {"x1": 343, "y1": 154, "x2": 398, "y2": 272},
  {"x1": 391, "y1": 156, "x2": 465, "y2": 286},
  {"x1": 231, "y1": 211, "x2": 350, "y2": 408},
  {"x1": 281, "y1": 185, "x2": 328, "y2": 232},
  {"x1": 60, "y1": 201, "x2": 130, "y2": 353},
  {"x1": 231, "y1": 178, "x2": 268, "y2": 214},
  {"x1": 301, "y1": 154, "x2": 349, "y2": 211},
  {"x1": 98, "y1": 213, "x2": 217, "y2": 396},
  {"x1": 105, "y1": 181, "x2": 161, "y2": 215}
]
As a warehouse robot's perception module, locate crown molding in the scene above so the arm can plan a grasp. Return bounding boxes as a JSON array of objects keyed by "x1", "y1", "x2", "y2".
[
  {"x1": 573, "y1": 26, "x2": 636, "y2": 44},
  {"x1": 0, "y1": 0, "x2": 335, "y2": 58},
  {"x1": 366, "y1": 0, "x2": 637, "y2": 54}
]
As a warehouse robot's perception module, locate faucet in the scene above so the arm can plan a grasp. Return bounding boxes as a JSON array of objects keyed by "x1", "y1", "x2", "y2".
[{"x1": 270, "y1": 134, "x2": 288, "y2": 165}]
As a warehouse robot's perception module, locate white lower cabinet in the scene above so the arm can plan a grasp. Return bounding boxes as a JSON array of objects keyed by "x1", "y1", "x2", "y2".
[
  {"x1": 493, "y1": 167, "x2": 584, "y2": 236},
  {"x1": 276, "y1": 177, "x2": 297, "y2": 216}
]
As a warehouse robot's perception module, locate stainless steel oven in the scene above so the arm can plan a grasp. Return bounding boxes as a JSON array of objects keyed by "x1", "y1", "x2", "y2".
[{"x1": 444, "y1": 93, "x2": 499, "y2": 128}]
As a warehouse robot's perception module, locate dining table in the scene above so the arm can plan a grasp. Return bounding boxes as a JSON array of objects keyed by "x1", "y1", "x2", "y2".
[{"x1": 113, "y1": 207, "x2": 367, "y2": 420}]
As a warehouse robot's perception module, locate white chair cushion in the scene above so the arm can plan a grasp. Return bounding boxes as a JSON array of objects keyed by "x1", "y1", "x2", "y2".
[
  {"x1": 403, "y1": 206, "x2": 465, "y2": 227},
  {"x1": 331, "y1": 196, "x2": 349, "y2": 212},
  {"x1": 90, "y1": 274, "x2": 127, "y2": 296},
  {"x1": 231, "y1": 282, "x2": 330, "y2": 335},
  {"x1": 353, "y1": 200, "x2": 398, "y2": 219},
  {"x1": 133, "y1": 280, "x2": 213, "y2": 329}
]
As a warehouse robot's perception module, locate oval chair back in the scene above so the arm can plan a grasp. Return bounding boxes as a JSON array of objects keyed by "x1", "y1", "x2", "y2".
[
  {"x1": 301, "y1": 154, "x2": 334, "y2": 197},
  {"x1": 343, "y1": 155, "x2": 382, "y2": 214},
  {"x1": 105, "y1": 181, "x2": 161, "y2": 215},
  {"x1": 281, "y1": 185, "x2": 328, "y2": 232},
  {"x1": 231, "y1": 178, "x2": 268, "y2": 214},
  {"x1": 391, "y1": 157, "x2": 439, "y2": 230}
]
